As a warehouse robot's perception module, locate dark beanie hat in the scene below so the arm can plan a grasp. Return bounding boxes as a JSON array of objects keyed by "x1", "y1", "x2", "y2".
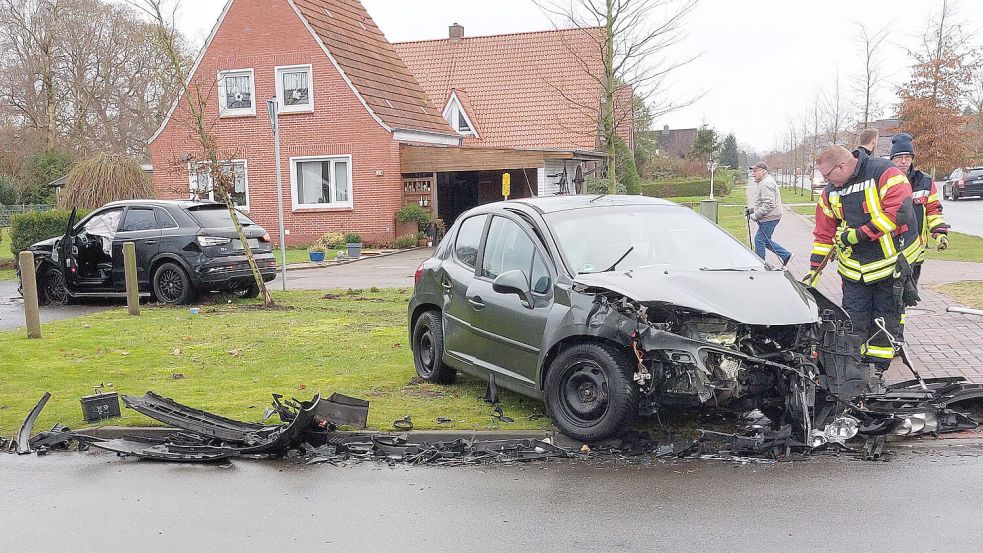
[{"x1": 890, "y1": 133, "x2": 914, "y2": 159}]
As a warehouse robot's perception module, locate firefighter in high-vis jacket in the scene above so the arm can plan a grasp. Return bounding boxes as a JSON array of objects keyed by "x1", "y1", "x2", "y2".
[
  {"x1": 888, "y1": 133, "x2": 950, "y2": 286},
  {"x1": 808, "y1": 145, "x2": 918, "y2": 378}
]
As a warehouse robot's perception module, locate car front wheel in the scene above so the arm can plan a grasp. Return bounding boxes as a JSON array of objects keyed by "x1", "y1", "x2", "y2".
[
  {"x1": 545, "y1": 343, "x2": 637, "y2": 442},
  {"x1": 153, "y1": 262, "x2": 195, "y2": 305},
  {"x1": 412, "y1": 310, "x2": 456, "y2": 384},
  {"x1": 39, "y1": 267, "x2": 68, "y2": 305}
]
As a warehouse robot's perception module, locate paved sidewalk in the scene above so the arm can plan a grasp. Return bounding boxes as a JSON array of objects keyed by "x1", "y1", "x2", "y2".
[{"x1": 760, "y1": 208, "x2": 983, "y2": 383}]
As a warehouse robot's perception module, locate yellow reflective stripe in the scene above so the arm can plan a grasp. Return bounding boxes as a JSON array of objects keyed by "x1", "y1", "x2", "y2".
[
  {"x1": 812, "y1": 243, "x2": 833, "y2": 255},
  {"x1": 927, "y1": 214, "x2": 945, "y2": 227},
  {"x1": 864, "y1": 264, "x2": 897, "y2": 282},
  {"x1": 879, "y1": 234, "x2": 897, "y2": 258},
  {"x1": 839, "y1": 252, "x2": 862, "y2": 268},
  {"x1": 865, "y1": 186, "x2": 895, "y2": 234},
  {"x1": 837, "y1": 264, "x2": 862, "y2": 281},
  {"x1": 900, "y1": 313, "x2": 907, "y2": 325},
  {"x1": 864, "y1": 345, "x2": 895, "y2": 359},
  {"x1": 927, "y1": 193, "x2": 940, "y2": 202},
  {"x1": 882, "y1": 174, "x2": 908, "y2": 196}
]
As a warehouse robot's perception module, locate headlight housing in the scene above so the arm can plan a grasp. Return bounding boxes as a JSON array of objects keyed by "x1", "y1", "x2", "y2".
[{"x1": 823, "y1": 415, "x2": 860, "y2": 443}]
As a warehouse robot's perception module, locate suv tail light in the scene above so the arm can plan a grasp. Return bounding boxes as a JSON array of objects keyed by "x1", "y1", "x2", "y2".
[
  {"x1": 259, "y1": 233, "x2": 272, "y2": 243},
  {"x1": 197, "y1": 236, "x2": 231, "y2": 247},
  {"x1": 414, "y1": 263, "x2": 424, "y2": 285}
]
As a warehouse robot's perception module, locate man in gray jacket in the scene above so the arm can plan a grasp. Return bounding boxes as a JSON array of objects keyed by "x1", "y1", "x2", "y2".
[{"x1": 746, "y1": 161, "x2": 792, "y2": 265}]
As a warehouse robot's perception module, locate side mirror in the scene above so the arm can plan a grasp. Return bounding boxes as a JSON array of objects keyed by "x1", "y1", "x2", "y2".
[{"x1": 492, "y1": 269, "x2": 534, "y2": 308}]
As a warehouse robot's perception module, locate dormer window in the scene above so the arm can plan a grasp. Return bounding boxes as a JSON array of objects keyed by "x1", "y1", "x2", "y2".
[{"x1": 442, "y1": 91, "x2": 477, "y2": 137}]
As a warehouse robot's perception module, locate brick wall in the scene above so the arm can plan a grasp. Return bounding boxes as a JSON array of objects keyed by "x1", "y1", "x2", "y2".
[{"x1": 149, "y1": 0, "x2": 402, "y2": 247}]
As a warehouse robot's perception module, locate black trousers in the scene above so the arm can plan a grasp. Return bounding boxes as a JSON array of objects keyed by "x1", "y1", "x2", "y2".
[{"x1": 841, "y1": 277, "x2": 902, "y2": 372}]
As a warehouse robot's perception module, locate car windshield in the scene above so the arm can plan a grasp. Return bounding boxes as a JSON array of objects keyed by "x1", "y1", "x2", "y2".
[
  {"x1": 187, "y1": 205, "x2": 255, "y2": 227},
  {"x1": 545, "y1": 204, "x2": 766, "y2": 274},
  {"x1": 966, "y1": 169, "x2": 983, "y2": 179}
]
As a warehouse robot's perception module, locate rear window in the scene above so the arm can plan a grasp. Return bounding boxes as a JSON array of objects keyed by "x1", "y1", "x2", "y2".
[{"x1": 186, "y1": 205, "x2": 255, "y2": 228}]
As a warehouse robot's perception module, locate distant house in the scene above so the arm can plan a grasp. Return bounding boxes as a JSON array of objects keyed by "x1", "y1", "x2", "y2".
[
  {"x1": 149, "y1": 0, "x2": 631, "y2": 246},
  {"x1": 641, "y1": 125, "x2": 698, "y2": 159}
]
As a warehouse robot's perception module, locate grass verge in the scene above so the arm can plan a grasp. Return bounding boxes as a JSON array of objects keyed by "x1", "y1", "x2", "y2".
[
  {"x1": 936, "y1": 280, "x2": 983, "y2": 309},
  {"x1": 0, "y1": 289, "x2": 549, "y2": 435},
  {"x1": 0, "y1": 228, "x2": 14, "y2": 280},
  {"x1": 277, "y1": 247, "x2": 339, "y2": 266}
]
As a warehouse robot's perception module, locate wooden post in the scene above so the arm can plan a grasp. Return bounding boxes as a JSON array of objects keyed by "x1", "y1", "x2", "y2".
[
  {"x1": 18, "y1": 251, "x2": 41, "y2": 339},
  {"x1": 123, "y1": 241, "x2": 140, "y2": 316}
]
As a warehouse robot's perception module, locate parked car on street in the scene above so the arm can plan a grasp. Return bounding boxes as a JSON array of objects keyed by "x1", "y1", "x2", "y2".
[
  {"x1": 20, "y1": 199, "x2": 276, "y2": 305},
  {"x1": 408, "y1": 195, "x2": 870, "y2": 442},
  {"x1": 942, "y1": 167, "x2": 983, "y2": 200}
]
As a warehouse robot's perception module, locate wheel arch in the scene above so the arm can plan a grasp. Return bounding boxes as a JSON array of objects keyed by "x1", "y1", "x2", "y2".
[
  {"x1": 149, "y1": 253, "x2": 194, "y2": 282},
  {"x1": 539, "y1": 334, "x2": 632, "y2": 392},
  {"x1": 409, "y1": 302, "x2": 442, "y2": 346}
]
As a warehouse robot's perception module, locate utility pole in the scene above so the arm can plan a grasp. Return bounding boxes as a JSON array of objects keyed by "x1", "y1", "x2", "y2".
[{"x1": 267, "y1": 98, "x2": 287, "y2": 291}]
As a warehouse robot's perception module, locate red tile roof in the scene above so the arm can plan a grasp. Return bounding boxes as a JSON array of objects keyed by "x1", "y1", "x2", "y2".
[
  {"x1": 395, "y1": 27, "x2": 610, "y2": 152},
  {"x1": 292, "y1": 0, "x2": 456, "y2": 136}
]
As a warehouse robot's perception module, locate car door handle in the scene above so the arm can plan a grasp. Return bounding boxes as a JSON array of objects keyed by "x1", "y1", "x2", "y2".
[
  {"x1": 468, "y1": 296, "x2": 485, "y2": 310},
  {"x1": 145, "y1": 240, "x2": 157, "y2": 245}
]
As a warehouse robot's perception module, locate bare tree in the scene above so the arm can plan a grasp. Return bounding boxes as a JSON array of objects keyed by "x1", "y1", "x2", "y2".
[
  {"x1": 537, "y1": 0, "x2": 698, "y2": 193},
  {"x1": 851, "y1": 22, "x2": 889, "y2": 128},
  {"x1": 823, "y1": 69, "x2": 849, "y2": 145},
  {"x1": 134, "y1": 0, "x2": 274, "y2": 307}
]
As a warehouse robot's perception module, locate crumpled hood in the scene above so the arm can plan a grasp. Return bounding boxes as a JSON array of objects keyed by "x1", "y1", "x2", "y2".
[
  {"x1": 574, "y1": 267, "x2": 819, "y2": 325},
  {"x1": 29, "y1": 236, "x2": 59, "y2": 252}
]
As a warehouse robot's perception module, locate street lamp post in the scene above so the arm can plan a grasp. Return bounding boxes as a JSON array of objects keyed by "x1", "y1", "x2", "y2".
[
  {"x1": 707, "y1": 160, "x2": 719, "y2": 199},
  {"x1": 266, "y1": 98, "x2": 287, "y2": 291}
]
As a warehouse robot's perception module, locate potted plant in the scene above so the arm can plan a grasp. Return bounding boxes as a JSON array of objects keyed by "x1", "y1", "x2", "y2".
[
  {"x1": 307, "y1": 244, "x2": 327, "y2": 263},
  {"x1": 344, "y1": 232, "x2": 362, "y2": 259}
]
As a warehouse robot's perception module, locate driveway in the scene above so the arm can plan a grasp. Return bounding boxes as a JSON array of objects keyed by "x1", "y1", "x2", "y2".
[{"x1": 274, "y1": 247, "x2": 433, "y2": 290}]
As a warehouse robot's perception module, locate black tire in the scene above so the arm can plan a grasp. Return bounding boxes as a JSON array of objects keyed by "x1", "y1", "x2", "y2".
[
  {"x1": 152, "y1": 262, "x2": 195, "y2": 305},
  {"x1": 38, "y1": 267, "x2": 68, "y2": 306},
  {"x1": 952, "y1": 187, "x2": 960, "y2": 201},
  {"x1": 232, "y1": 282, "x2": 260, "y2": 299},
  {"x1": 544, "y1": 343, "x2": 637, "y2": 442},
  {"x1": 411, "y1": 310, "x2": 456, "y2": 384}
]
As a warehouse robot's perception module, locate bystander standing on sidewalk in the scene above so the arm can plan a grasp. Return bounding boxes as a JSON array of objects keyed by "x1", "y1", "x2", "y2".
[
  {"x1": 745, "y1": 161, "x2": 792, "y2": 266},
  {"x1": 858, "y1": 128, "x2": 879, "y2": 156}
]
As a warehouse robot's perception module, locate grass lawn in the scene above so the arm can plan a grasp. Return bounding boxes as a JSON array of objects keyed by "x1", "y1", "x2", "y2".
[
  {"x1": 667, "y1": 185, "x2": 750, "y2": 244},
  {"x1": 0, "y1": 227, "x2": 13, "y2": 280},
  {"x1": 277, "y1": 247, "x2": 339, "y2": 266},
  {"x1": 936, "y1": 280, "x2": 983, "y2": 309},
  {"x1": 0, "y1": 289, "x2": 550, "y2": 435}
]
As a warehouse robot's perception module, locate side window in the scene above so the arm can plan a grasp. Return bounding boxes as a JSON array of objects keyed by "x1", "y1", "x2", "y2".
[
  {"x1": 155, "y1": 209, "x2": 179, "y2": 229},
  {"x1": 481, "y1": 216, "x2": 534, "y2": 280},
  {"x1": 454, "y1": 214, "x2": 486, "y2": 268},
  {"x1": 120, "y1": 208, "x2": 156, "y2": 232}
]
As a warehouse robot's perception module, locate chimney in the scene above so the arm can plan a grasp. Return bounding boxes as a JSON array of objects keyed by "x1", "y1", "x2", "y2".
[{"x1": 449, "y1": 23, "x2": 464, "y2": 41}]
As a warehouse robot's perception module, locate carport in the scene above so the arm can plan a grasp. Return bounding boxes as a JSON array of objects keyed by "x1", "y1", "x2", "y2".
[{"x1": 399, "y1": 144, "x2": 604, "y2": 226}]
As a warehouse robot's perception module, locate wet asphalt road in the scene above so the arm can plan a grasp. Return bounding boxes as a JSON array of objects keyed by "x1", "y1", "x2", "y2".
[
  {"x1": 0, "y1": 280, "x2": 110, "y2": 331},
  {"x1": 3, "y1": 442, "x2": 983, "y2": 552},
  {"x1": 940, "y1": 197, "x2": 983, "y2": 239}
]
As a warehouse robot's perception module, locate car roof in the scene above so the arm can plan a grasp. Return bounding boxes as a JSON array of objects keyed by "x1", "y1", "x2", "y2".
[
  {"x1": 100, "y1": 199, "x2": 224, "y2": 210},
  {"x1": 490, "y1": 194, "x2": 679, "y2": 215}
]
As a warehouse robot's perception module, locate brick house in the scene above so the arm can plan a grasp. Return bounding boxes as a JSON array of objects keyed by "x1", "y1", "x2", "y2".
[{"x1": 149, "y1": 0, "x2": 631, "y2": 246}]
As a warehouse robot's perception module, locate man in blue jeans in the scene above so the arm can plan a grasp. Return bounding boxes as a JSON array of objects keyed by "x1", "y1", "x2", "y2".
[{"x1": 746, "y1": 161, "x2": 792, "y2": 266}]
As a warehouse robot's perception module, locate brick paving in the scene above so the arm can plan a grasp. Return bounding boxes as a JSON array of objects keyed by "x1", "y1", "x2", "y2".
[{"x1": 758, "y1": 207, "x2": 983, "y2": 383}]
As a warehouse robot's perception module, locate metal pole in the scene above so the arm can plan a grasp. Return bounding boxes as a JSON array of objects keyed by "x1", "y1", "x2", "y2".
[
  {"x1": 19, "y1": 251, "x2": 41, "y2": 339},
  {"x1": 268, "y1": 98, "x2": 287, "y2": 291}
]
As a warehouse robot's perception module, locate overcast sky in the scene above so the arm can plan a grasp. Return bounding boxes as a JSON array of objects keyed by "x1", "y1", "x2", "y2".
[{"x1": 174, "y1": 0, "x2": 981, "y2": 153}]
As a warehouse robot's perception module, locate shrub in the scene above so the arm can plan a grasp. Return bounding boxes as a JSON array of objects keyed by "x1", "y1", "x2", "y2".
[
  {"x1": 19, "y1": 149, "x2": 74, "y2": 204},
  {"x1": 615, "y1": 136, "x2": 641, "y2": 195},
  {"x1": 395, "y1": 204, "x2": 432, "y2": 228},
  {"x1": 0, "y1": 174, "x2": 19, "y2": 205},
  {"x1": 344, "y1": 232, "x2": 362, "y2": 244},
  {"x1": 307, "y1": 243, "x2": 328, "y2": 254},
  {"x1": 585, "y1": 176, "x2": 626, "y2": 195},
  {"x1": 639, "y1": 178, "x2": 728, "y2": 198},
  {"x1": 393, "y1": 234, "x2": 417, "y2": 249},
  {"x1": 318, "y1": 232, "x2": 346, "y2": 249},
  {"x1": 59, "y1": 153, "x2": 155, "y2": 209},
  {"x1": 9, "y1": 208, "x2": 89, "y2": 255}
]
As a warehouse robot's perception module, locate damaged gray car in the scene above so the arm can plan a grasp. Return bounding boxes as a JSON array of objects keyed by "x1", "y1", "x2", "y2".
[{"x1": 408, "y1": 195, "x2": 980, "y2": 445}]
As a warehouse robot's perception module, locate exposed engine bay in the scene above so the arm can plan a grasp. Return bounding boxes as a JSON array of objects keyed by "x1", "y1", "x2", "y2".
[{"x1": 579, "y1": 282, "x2": 982, "y2": 454}]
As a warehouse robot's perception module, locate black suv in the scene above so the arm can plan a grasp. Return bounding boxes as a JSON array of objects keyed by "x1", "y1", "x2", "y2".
[
  {"x1": 942, "y1": 167, "x2": 983, "y2": 200},
  {"x1": 22, "y1": 200, "x2": 276, "y2": 305}
]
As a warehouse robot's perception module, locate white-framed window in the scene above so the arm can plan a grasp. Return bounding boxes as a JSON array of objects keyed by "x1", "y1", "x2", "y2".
[
  {"x1": 275, "y1": 64, "x2": 314, "y2": 113},
  {"x1": 442, "y1": 92, "x2": 477, "y2": 137},
  {"x1": 189, "y1": 160, "x2": 249, "y2": 209},
  {"x1": 290, "y1": 155, "x2": 352, "y2": 210},
  {"x1": 217, "y1": 69, "x2": 255, "y2": 117}
]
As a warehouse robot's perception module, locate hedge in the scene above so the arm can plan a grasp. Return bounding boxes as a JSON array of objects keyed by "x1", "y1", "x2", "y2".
[
  {"x1": 639, "y1": 178, "x2": 729, "y2": 199},
  {"x1": 9, "y1": 209, "x2": 88, "y2": 255}
]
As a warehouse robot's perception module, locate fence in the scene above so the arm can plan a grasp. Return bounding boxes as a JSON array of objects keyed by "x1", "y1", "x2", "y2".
[{"x1": 0, "y1": 204, "x2": 56, "y2": 227}]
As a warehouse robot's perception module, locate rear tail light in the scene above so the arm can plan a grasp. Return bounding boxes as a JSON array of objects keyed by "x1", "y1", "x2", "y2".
[
  {"x1": 260, "y1": 233, "x2": 272, "y2": 243},
  {"x1": 197, "y1": 236, "x2": 231, "y2": 247},
  {"x1": 414, "y1": 263, "x2": 424, "y2": 285}
]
